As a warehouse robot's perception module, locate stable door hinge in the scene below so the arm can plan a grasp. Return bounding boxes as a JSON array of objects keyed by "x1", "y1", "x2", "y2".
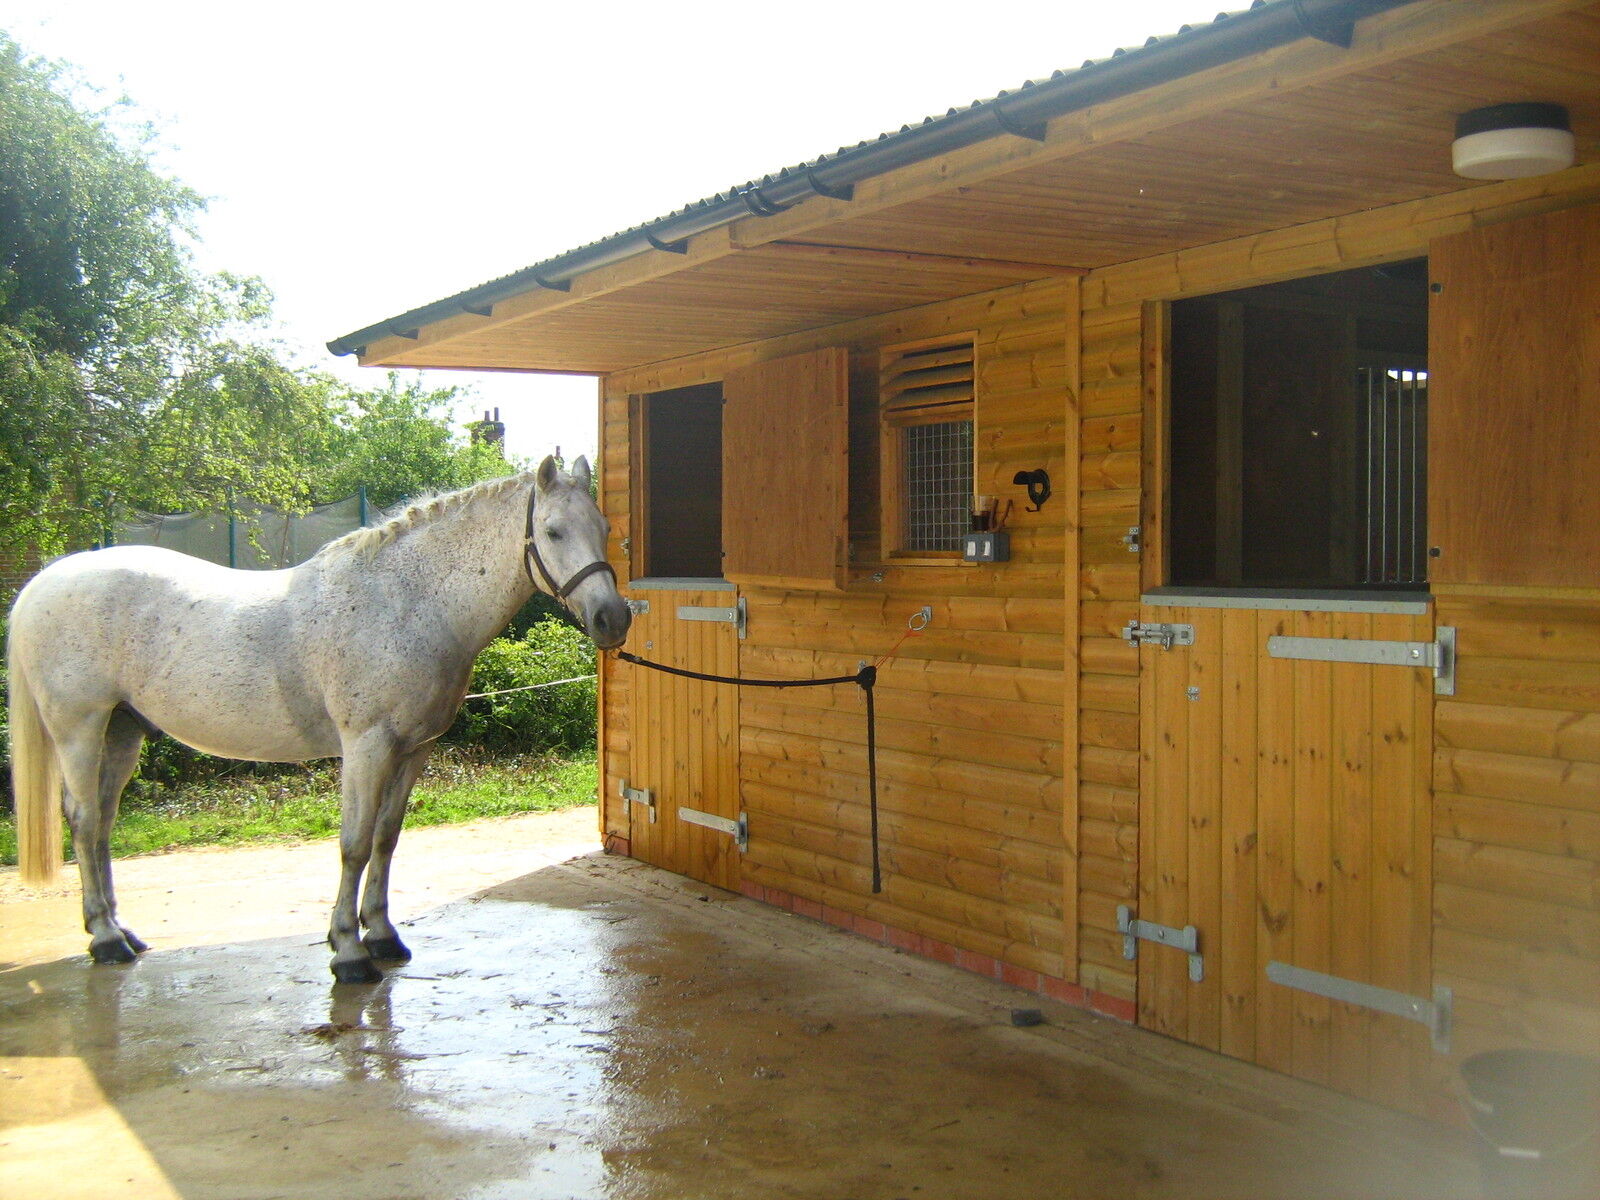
[
  {"x1": 1267, "y1": 625, "x2": 1456, "y2": 695},
  {"x1": 677, "y1": 597, "x2": 747, "y2": 639},
  {"x1": 678, "y1": 806, "x2": 748, "y2": 852},
  {"x1": 1123, "y1": 620, "x2": 1195, "y2": 650},
  {"x1": 1118, "y1": 905, "x2": 1204, "y2": 982},
  {"x1": 1267, "y1": 961, "x2": 1452, "y2": 1053}
]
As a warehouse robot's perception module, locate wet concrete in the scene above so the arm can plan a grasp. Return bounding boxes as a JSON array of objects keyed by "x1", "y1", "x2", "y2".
[{"x1": 0, "y1": 810, "x2": 1478, "y2": 1199}]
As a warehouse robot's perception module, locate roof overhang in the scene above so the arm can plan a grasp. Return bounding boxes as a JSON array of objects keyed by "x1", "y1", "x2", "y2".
[{"x1": 337, "y1": 0, "x2": 1600, "y2": 376}]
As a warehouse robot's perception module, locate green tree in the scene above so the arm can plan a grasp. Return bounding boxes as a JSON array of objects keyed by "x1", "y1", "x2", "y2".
[{"x1": 312, "y1": 373, "x2": 512, "y2": 510}]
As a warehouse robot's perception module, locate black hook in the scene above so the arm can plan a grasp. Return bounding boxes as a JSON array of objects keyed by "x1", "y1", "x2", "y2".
[{"x1": 1013, "y1": 469, "x2": 1051, "y2": 512}]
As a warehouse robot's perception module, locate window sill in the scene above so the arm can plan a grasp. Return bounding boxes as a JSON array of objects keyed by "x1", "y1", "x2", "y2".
[{"x1": 1142, "y1": 586, "x2": 1431, "y2": 614}]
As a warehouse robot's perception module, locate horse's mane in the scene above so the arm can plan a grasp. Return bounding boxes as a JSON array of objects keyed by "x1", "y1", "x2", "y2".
[{"x1": 314, "y1": 471, "x2": 533, "y2": 564}]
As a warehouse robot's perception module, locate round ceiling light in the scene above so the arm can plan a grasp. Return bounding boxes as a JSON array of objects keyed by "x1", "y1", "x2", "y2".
[{"x1": 1453, "y1": 102, "x2": 1575, "y2": 180}]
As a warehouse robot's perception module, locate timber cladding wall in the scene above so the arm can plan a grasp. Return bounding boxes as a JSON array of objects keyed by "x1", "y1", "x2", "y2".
[
  {"x1": 600, "y1": 277, "x2": 1076, "y2": 981},
  {"x1": 1079, "y1": 177, "x2": 1600, "y2": 1105}
]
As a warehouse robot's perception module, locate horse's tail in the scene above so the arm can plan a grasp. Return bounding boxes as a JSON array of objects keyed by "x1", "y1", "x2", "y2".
[{"x1": 8, "y1": 631, "x2": 63, "y2": 886}]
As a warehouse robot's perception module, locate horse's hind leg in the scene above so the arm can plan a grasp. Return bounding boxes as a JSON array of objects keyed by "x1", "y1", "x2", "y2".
[
  {"x1": 97, "y1": 710, "x2": 149, "y2": 953},
  {"x1": 359, "y1": 743, "x2": 433, "y2": 963},
  {"x1": 58, "y1": 710, "x2": 144, "y2": 963}
]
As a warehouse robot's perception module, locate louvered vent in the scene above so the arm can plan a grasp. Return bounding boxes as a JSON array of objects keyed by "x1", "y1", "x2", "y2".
[
  {"x1": 880, "y1": 336, "x2": 975, "y2": 554},
  {"x1": 880, "y1": 339, "x2": 975, "y2": 422}
]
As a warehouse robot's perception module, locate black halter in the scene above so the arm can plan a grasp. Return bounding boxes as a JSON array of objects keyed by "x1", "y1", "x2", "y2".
[{"x1": 522, "y1": 484, "x2": 617, "y2": 610}]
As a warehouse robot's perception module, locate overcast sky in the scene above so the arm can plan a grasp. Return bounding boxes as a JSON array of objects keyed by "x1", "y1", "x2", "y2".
[{"x1": 5, "y1": 0, "x2": 1219, "y2": 465}]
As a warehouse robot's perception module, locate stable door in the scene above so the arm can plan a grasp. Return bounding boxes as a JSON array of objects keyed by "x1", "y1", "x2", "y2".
[
  {"x1": 623, "y1": 584, "x2": 743, "y2": 891},
  {"x1": 1131, "y1": 601, "x2": 1439, "y2": 1112}
]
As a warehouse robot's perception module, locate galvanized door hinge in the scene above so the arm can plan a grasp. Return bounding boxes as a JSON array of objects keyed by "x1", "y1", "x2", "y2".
[
  {"x1": 619, "y1": 781, "x2": 656, "y2": 823},
  {"x1": 678, "y1": 806, "x2": 748, "y2": 852},
  {"x1": 1267, "y1": 961, "x2": 1452, "y2": 1053},
  {"x1": 1266, "y1": 625, "x2": 1456, "y2": 695},
  {"x1": 1123, "y1": 620, "x2": 1195, "y2": 650},
  {"x1": 1121, "y1": 525, "x2": 1141, "y2": 554},
  {"x1": 1118, "y1": 905, "x2": 1204, "y2": 982},
  {"x1": 678, "y1": 597, "x2": 747, "y2": 639},
  {"x1": 625, "y1": 597, "x2": 650, "y2": 616}
]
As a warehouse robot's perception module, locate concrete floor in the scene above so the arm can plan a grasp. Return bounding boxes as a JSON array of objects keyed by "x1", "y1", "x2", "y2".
[{"x1": 0, "y1": 809, "x2": 1480, "y2": 1200}]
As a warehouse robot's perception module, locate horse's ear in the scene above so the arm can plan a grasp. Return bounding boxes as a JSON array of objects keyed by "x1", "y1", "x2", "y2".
[
  {"x1": 571, "y1": 456, "x2": 592, "y2": 492},
  {"x1": 536, "y1": 455, "x2": 560, "y2": 493}
]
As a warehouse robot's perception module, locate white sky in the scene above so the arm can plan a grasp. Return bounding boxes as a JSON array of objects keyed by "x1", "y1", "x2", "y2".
[{"x1": 5, "y1": 1, "x2": 1220, "y2": 466}]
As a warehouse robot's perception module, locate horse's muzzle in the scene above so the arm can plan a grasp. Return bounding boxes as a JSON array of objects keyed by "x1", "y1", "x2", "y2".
[{"x1": 586, "y1": 597, "x2": 632, "y2": 650}]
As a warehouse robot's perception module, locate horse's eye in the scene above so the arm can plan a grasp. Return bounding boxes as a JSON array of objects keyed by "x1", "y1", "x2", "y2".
[{"x1": 546, "y1": 526, "x2": 564, "y2": 541}]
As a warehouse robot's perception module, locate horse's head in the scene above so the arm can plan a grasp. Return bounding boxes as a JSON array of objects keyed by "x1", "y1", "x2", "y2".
[{"x1": 529, "y1": 455, "x2": 631, "y2": 650}]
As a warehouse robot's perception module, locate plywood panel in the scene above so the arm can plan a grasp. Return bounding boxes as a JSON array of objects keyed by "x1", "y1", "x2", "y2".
[
  {"x1": 1430, "y1": 204, "x2": 1600, "y2": 588},
  {"x1": 723, "y1": 347, "x2": 849, "y2": 591}
]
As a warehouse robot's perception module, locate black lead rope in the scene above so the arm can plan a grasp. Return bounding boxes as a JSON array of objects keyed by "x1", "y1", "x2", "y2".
[{"x1": 617, "y1": 650, "x2": 883, "y2": 894}]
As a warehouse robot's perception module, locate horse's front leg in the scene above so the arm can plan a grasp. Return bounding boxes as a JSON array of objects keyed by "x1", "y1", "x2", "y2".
[
  {"x1": 328, "y1": 731, "x2": 405, "y2": 984},
  {"x1": 358, "y1": 743, "x2": 434, "y2": 964}
]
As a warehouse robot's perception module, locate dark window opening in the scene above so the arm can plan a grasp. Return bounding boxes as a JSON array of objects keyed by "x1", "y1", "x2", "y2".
[
  {"x1": 1168, "y1": 259, "x2": 1429, "y2": 590},
  {"x1": 640, "y1": 382, "x2": 723, "y2": 578}
]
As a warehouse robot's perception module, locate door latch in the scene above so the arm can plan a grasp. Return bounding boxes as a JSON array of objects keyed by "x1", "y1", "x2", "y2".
[
  {"x1": 1122, "y1": 620, "x2": 1195, "y2": 650},
  {"x1": 1118, "y1": 905, "x2": 1204, "y2": 982}
]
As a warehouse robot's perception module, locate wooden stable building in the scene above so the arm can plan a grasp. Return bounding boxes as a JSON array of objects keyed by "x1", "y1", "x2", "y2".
[{"x1": 331, "y1": 0, "x2": 1599, "y2": 1119}]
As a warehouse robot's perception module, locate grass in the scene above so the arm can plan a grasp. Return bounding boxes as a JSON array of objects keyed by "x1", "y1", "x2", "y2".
[{"x1": 0, "y1": 746, "x2": 597, "y2": 867}]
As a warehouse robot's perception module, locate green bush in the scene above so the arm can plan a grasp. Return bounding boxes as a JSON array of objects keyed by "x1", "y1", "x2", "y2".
[{"x1": 445, "y1": 618, "x2": 598, "y2": 754}]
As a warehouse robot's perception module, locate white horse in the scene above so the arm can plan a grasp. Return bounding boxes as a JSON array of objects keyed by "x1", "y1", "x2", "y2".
[{"x1": 8, "y1": 456, "x2": 628, "y2": 983}]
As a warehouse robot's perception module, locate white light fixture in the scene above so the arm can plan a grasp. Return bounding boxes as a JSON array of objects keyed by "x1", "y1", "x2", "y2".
[{"x1": 1453, "y1": 102, "x2": 1575, "y2": 180}]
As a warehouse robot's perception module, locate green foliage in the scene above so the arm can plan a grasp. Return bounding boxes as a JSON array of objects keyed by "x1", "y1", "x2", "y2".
[
  {"x1": 0, "y1": 749, "x2": 597, "y2": 865},
  {"x1": 0, "y1": 34, "x2": 513, "y2": 561},
  {"x1": 446, "y1": 619, "x2": 599, "y2": 754},
  {"x1": 310, "y1": 373, "x2": 514, "y2": 509}
]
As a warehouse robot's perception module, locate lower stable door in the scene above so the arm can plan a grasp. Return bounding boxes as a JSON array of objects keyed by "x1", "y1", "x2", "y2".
[
  {"x1": 1130, "y1": 602, "x2": 1442, "y2": 1112},
  {"x1": 623, "y1": 585, "x2": 743, "y2": 891}
]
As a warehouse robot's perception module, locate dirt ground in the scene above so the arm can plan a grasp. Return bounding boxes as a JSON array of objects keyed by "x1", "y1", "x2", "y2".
[{"x1": 0, "y1": 808, "x2": 1480, "y2": 1200}]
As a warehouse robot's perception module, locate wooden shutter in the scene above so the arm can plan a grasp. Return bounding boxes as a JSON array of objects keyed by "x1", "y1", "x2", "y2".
[
  {"x1": 1430, "y1": 204, "x2": 1600, "y2": 588},
  {"x1": 722, "y1": 346, "x2": 849, "y2": 591}
]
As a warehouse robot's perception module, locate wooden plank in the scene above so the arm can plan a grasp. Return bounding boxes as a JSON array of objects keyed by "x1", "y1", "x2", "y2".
[
  {"x1": 1328, "y1": 612, "x2": 1374, "y2": 1101},
  {"x1": 1255, "y1": 608, "x2": 1296, "y2": 1077},
  {"x1": 1218, "y1": 608, "x2": 1259, "y2": 1062},
  {"x1": 1063, "y1": 273, "x2": 1084, "y2": 986},
  {"x1": 723, "y1": 347, "x2": 850, "y2": 590},
  {"x1": 1290, "y1": 610, "x2": 1333, "y2": 1089},
  {"x1": 1185, "y1": 608, "x2": 1224, "y2": 1053},
  {"x1": 1139, "y1": 301, "x2": 1168, "y2": 593}
]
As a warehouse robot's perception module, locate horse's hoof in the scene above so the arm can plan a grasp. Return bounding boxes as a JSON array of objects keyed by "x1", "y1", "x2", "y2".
[
  {"x1": 330, "y1": 957, "x2": 383, "y2": 985},
  {"x1": 121, "y1": 929, "x2": 150, "y2": 954},
  {"x1": 89, "y1": 937, "x2": 138, "y2": 964},
  {"x1": 362, "y1": 935, "x2": 411, "y2": 963}
]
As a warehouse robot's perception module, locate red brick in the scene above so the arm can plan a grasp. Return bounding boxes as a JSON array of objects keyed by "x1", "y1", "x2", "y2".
[
  {"x1": 1089, "y1": 992, "x2": 1137, "y2": 1023},
  {"x1": 886, "y1": 926, "x2": 919, "y2": 953},
  {"x1": 921, "y1": 937, "x2": 958, "y2": 966},
  {"x1": 956, "y1": 949, "x2": 1000, "y2": 979},
  {"x1": 1041, "y1": 977, "x2": 1090, "y2": 1008},
  {"x1": 792, "y1": 896, "x2": 824, "y2": 922},
  {"x1": 1000, "y1": 963, "x2": 1042, "y2": 992},
  {"x1": 738, "y1": 880, "x2": 765, "y2": 902},
  {"x1": 852, "y1": 915, "x2": 888, "y2": 942},
  {"x1": 821, "y1": 905, "x2": 854, "y2": 930}
]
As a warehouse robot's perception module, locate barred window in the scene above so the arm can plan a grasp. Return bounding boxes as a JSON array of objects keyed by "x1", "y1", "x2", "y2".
[{"x1": 880, "y1": 336, "x2": 975, "y2": 557}]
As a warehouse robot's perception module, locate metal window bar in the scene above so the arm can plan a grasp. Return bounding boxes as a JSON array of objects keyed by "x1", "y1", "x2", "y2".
[
  {"x1": 904, "y1": 419, "x2": 973, "y2": 552},
  {"x1": 1359, "y1": 362, "x2": 1428, "y2": 585}
]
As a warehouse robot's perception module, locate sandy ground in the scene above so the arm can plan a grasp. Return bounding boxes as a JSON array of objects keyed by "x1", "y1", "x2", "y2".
[{"x1": 0, "y1": 808, "x2": 1480, "y2": 1200}]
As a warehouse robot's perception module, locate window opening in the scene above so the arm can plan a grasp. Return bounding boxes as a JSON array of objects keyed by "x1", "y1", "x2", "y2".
[
  {"x1": 1167, "y1": 260, "x2": 1429, "y2": 590},
  {"x1": 638, "y1": 382, "x2": 723, "y2": 578},
  {"x1": 880, "y1": 336, "x2": 975, "y2": 556}
]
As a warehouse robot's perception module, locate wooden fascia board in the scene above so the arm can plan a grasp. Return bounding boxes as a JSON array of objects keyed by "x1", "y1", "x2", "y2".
[
  {"x1": 362, "y1": 0, "x2": 1589, "y2": 370},
  {"x1": 725, "y1": 0, "x2": 1593, "y2": 251}
]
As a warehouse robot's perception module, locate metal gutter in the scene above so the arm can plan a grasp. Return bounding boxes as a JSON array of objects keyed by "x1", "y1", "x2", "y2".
[{"x1": 327, "y1": 0, "x2": 1421, "y2": 358}]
